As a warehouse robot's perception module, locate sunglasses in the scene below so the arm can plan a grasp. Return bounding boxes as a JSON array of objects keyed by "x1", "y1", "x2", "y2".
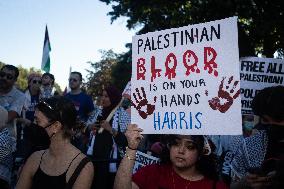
[
  {"x1": 69, "y1": 78, "x2": 78, "y2": 82},
  {"x1": 32, "y1": 80, "x2": 42, "y2": 84},
  {"x1": 39, "y1": 100, "x2": 55, "y2": 111},
  {"x1": 0, "y1": 71, "x2": 14, "y2": 80}
]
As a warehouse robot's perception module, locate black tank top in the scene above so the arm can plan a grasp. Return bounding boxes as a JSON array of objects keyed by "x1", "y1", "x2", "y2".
[{"x1": 31, "y1": 151, "x2": 81, "y2": 189}]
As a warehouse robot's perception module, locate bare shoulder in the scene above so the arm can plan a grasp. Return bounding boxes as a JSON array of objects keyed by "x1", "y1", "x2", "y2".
[
  {"x1": 67, "y1": 152, "x2": 94, "y2": 189},
  {"x1": 66, "y1": 150, "x2": 93, "y2": 179},
  {"x1": 25, "y1": 150, "x2": 45, "y2": 167},
  {"x1": 20, "y1": 150, "x2": 45, "y2": 177}
]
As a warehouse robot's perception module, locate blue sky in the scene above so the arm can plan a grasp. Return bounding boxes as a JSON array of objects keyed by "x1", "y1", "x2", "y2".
[{"x1": 0, "y1": 0, "x2": 136, "y2": 89}]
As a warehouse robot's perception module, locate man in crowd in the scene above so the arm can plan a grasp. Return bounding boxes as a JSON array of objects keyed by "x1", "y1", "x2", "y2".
[
  {"x1": 40, "y1": 72, "x2": 57, "y2": 99},
  {"x1": 0, "y1": 65, "x2": 25, "y2": 188},
  {"x1": 0, "y1": 65, "x2": 25, "y2": 122},
  {"x1": 65, "y1": 71, "x2": 94, "y2": 121},
  {"x1": 65, "y1": 71, "x2": 94, "y2": 152}
]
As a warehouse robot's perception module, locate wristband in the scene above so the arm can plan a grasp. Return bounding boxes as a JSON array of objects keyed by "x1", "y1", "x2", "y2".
[{"x1": 126, "y1": 146, "x2": 137, "y2": 151}]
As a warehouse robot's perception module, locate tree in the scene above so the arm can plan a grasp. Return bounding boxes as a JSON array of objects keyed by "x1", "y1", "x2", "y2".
[
  {"x1": 110, "y1": 43, "x2": 132, "y2": 91},
  {"x1": 100, "y1": 0, "x2": 284, "y2": 58},
  {"x1": 84, "y1": 49, "x2": 119, "y2": 97},
  {"x1": 0, "y1": 61, "x2": 62, "y2": 93}
]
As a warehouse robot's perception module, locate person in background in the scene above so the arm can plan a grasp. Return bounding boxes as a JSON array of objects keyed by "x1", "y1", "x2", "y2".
[
  {"x1": 65, "y1": 71, "x2": 94, "y2": 123},
  {"x1": 0, "y1": 106, "x2": 16, "y2": 189},
  {"x1": 114, "y1": 124, "x2": 229, "y2": 189},
  {"x1": 23, "y1": 73, "x2": 42, "y2": 122},
  {"x1": 65, "y1": 71, "x2": 94, "y2": 152},
  {"x1": 16, "y1": 96, "x2": 94, "y2": 189},
  {"x1": 231, "y1": 85, "x2": 284, "y2": 189},
  {"x1": 0, "y1": 65, "x2": 25, "y2": 122},
  {"x1": 15, "y1": 73, "x2": 43, "y2": 162},
  {"x1": 242, "y1": 115, "x2": 255, "y2": 137},
  {"x1": 0, "y1": 65, "x2": 25, "y2": 179},
  {"x1": 87, "y1": 86, "x2": 130, "y2": 189},
  {"x1": 40, "y1": 72, "x2": 56, "y2": 99}
]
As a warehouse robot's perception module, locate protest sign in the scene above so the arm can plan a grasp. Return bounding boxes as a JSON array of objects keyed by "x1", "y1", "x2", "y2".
[
  {"x1": 132, "y1": 151, "x2": 160, "y2": 174},
  {"x1": 240, "y1": 57, "x2": 284, "y2": 114},
  {"x1": 131, "y1": 16, "x2": 242, "y2": 135}
]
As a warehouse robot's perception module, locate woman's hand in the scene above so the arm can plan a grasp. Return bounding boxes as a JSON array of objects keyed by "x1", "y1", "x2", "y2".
[{"x1": 125, "y1": 124, "x2": 143, "y2": 150}]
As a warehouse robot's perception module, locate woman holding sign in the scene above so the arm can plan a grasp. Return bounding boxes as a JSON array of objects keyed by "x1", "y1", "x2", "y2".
[
  {"x1": 114, "y1": 124, "x2": 228, "y2": 189},
  {"x1": 87, "y1": 86, "x2": 130, "y2": 189}
]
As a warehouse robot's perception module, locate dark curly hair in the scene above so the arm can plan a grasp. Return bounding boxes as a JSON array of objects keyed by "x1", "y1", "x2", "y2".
[
  {"x1": 35, "y1": 96, "x2": 78, "y2": 138},
  {"x1": 159, "y1": 135, "x2": 218, "y2": 181},
  {"x1": 251, "y1": 85, "x2": 284, "y2": 122}
]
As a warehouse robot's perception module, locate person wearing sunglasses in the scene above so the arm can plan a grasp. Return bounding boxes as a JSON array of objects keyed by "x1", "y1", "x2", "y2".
[
  {"x1": 114, "y1": 124, "x2": 228, "y2": 189},
  {"x1": 16, "y1": 96, "x2": 94, "y2": 189},
  {"x1": 12, "y1": 73, "x2": 44, "y2": 163},
  {"x1": 23, "y1": 73, "x2": 42, "y2": 122},
  {"x1": 0, "y1": 65, "x2": 25, "y2": 123},
  {"x1": 65, "y1": 71, "x2": 94, "y2": 152}
]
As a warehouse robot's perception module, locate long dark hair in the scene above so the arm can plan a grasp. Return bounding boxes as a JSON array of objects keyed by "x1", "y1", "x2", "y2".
[
  {"x1": 160, "y1": 135, "x2": 218, "y2": 180},
  {"x1": 36, "y1": 96, "x2": 78, "y2": 138}
]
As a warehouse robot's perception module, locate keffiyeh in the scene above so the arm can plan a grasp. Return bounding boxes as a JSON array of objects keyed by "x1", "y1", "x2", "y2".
[{"x1": 231, "y1": 130, "x2": 268, "y2": 179}]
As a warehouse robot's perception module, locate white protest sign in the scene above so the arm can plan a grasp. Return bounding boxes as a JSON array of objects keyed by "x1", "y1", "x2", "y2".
[
  {"x1": 240, "y1": 57, "x2": 284, "y2": 114},
  {"x1": 132, "y1": 151, "x2": 160, "y2": 174},
  {"x1": 131, "y1": 16, "x2": 242, "y2": 135},
  {"x1": 122, "y1": 81, "x2": 131, "y2": 99}
]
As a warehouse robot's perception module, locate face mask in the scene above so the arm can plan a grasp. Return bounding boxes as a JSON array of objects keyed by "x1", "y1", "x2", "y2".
[
  {"x1": 30, "y1": 123, "x2": 51, "y2": 149},
  {"x1": 243, "y1": 121, "x2": 254, "y2": 131}
]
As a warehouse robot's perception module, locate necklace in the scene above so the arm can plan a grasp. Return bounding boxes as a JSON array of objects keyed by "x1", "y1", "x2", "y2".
[{"x1": 171, "y1": 170, "x2": 191, "y2": 189}]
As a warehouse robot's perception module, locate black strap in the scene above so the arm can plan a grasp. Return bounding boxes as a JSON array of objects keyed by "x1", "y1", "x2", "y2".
[
  {"x1": 66, "y1": 152, "x2": 81, "y2": 172},
  {"x1": 65, "y1": 157, "x2": 91, "y2": 189},
  {"x1": 39, "y1": 150, "x2": 47, "y2": 166}
]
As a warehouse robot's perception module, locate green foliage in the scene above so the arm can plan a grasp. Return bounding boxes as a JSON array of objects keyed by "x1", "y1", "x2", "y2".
[
  {"x1": 0, "y1": 61, "x2": 62, "y2": 92},
  {"x1": 84, "y1": 49, "x2": 119, "y2": 97},
  {"x1": 110, "y1": 44, "x2": 132, "y2": 92},
  {"x1": 53, "y1": 83, "x2": 62, "y2": 94},
  {"x1": 100, "y1": 0, "x2": 284, "y2": 58}
]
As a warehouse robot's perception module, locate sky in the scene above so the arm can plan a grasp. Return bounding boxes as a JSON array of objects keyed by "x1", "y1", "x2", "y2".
[{"x1": 0, "y1": 0, "x2": 136, "y2": 89}]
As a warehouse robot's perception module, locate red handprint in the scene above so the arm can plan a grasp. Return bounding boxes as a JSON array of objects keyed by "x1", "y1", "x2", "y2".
[
  {"x1": 131, "y1": 87, "x2": 157, "y2": 119},
  {"x1": 208, "y1": 76, "x2": 240, "y2": 113}
]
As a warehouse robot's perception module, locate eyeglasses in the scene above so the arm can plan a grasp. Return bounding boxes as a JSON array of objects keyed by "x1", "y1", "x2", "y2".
[
  {"x1": 37, "y1": 100, "x2": 62, "y2": 123},
  {"x1": 0, "y1": 71, "x2": 14, "y2": 80},
  {"x1": 69, "y1": 78, "x2": 78, "y2": 82},
  {"x1": 32, "y1": 80, "x2": 42, "y2": 84}
]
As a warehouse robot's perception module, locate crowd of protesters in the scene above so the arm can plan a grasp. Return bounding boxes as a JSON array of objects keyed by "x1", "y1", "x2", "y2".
[{"x1": 0, "y1": 64, "x2": 283, "y2": 189}]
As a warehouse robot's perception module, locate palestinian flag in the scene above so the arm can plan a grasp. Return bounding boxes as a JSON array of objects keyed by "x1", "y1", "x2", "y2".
[{"x1": 41, "y1": 25, "x2": 51, "y2": 72}]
